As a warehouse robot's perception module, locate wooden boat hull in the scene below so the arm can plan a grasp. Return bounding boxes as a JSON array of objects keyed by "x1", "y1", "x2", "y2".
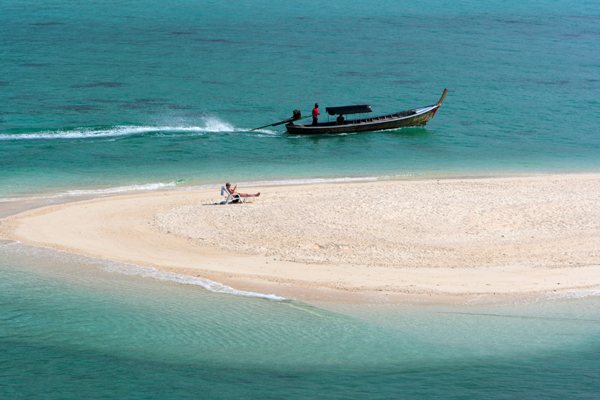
[{"x1": 286, "y1": 89, "x2": 447, "y2": 135}]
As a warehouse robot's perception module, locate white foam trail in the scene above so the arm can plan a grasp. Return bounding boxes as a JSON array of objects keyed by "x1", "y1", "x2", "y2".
[
  {"x1": 0, "y1": 176, "x2": 382, "y2": 204},
  {"x1": 167, "y1": 176, "x2": 380, "y2": 194},
  {"x1": 0, "y1": 126, "x2": 185, "y2": 140},
  {"x1": 0, "y1": 119, "x2": 236, "y2": 141},
  {"x1": 102, "y1": 262, "x2": 286, "y2": 301},
  {"x1": 200, "y1": 117, "x2": 235, "y2": 132},
  {"x1": 0, "y1": 197, "x2": 24, "y2": 203},
  {"x1": 249, "y1": 128, "x2": 279, "y2": 135},
  {"x1": 0, "y1": 181, "x2": 179, "y2": 203},
  {"x1": 1, "y1": 242, "x2": 286, "y2": 301},
  {"x1": 64, "y1": 182, "x2": 178, "y2": 196},
  {"x1": 236, "y1": 176, "x2": 379, "y2": 187}
]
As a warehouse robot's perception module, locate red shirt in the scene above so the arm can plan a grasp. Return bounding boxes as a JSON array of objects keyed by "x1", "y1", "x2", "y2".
[{"x1": 312, "y1": 107, "x2": 319, "y2": 118}]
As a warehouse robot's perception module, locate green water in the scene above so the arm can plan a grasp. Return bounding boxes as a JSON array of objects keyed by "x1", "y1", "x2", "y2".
[{"x1": 1, "y1": 243, "x2": 599, "y2": 399}]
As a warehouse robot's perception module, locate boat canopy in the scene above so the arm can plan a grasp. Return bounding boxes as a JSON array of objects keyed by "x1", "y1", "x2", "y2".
[{"x1": 326, "y1": 105, "x2": 372, "y2": 116}]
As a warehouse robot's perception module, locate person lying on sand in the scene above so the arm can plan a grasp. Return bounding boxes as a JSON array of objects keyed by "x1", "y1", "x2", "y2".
[{"x1": 225, "y1": 182, "x2": 260, "y2": 198}]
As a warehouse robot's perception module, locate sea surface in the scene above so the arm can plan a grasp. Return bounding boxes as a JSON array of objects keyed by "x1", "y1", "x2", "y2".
[
  {"x1": 1, "y1": 242, "x2": 599, "y2": 399},
  {"x1": 2, "y1": 0, "x2": 600, "y2": 198},
  {"x1": 1, "y1": 1, "x2": 600, "y2": 398}
]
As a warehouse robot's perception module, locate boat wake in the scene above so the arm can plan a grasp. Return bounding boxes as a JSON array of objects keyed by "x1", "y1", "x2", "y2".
[{"x1": 0, "y1": 117, "x2": 239, "y2": 141}]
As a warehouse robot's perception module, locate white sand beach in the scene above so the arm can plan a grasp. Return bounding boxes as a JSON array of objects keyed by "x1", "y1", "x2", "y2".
[{"x1": 2, "y1": 174, "x2": 599, "y2": 303}]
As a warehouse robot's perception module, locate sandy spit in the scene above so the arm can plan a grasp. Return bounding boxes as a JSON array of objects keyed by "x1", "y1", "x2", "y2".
[{"x1": 1, "y1": 174, "x2": 599, "y2": 303}]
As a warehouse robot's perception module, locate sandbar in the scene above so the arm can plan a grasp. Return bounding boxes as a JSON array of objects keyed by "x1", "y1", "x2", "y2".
[{"x1": 1, "y1": 174, "x2": 599, "y2": 303}]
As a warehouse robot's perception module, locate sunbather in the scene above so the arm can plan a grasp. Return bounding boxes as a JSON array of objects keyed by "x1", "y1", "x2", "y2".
[{"x1": 225, "y1": 182, "x2": 260, "y2": 198}]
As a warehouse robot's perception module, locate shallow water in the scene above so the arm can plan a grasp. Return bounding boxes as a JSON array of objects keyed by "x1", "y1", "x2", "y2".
[{"x1": 1, "y1": 243, "x2": 599, "y2": 399}]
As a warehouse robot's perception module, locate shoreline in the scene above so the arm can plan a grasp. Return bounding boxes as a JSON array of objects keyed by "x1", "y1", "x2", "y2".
[
  {"x1": 3, "y1": 167, "x2": 600, "y2": 204},
  {"x1": 1, "y1": 173, "x2": 600, "y2": 304}
]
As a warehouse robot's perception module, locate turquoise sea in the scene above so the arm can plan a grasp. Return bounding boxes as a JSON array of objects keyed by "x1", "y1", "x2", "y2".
[
  {"x1": 1, "y1": 1, "x2": 600, "y2": 398},
  {"x1": 2, "y1": 0, "x2": 600, "y2": 197},
  {"x1": 1, "y1": 243, "x2": 599, "y2": 399}
]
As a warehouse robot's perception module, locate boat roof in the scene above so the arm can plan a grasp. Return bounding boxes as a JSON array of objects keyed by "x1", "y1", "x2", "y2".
[{"x1": 326, "y1": 105, "x2": 372, "y2": 115}]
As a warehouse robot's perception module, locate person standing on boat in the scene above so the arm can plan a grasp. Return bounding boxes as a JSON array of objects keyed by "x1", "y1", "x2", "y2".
[{"x1": 312, "y1": 103, "x2": 320, "y2": 125}]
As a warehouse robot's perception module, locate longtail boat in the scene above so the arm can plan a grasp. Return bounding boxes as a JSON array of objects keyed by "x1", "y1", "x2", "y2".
[{"x1": 252, "y1": 89, "x2": 448, "y2": 135}]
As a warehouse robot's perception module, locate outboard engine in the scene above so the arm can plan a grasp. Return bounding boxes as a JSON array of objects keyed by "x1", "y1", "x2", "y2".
[{"x1": 292, "y1": 109, "x2": 301, "y2": 121}]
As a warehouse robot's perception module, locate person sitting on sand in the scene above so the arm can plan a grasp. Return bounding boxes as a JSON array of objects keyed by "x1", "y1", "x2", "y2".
[{"x1": 225, "y1": 182, "x2": 260, "y2": 198}]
